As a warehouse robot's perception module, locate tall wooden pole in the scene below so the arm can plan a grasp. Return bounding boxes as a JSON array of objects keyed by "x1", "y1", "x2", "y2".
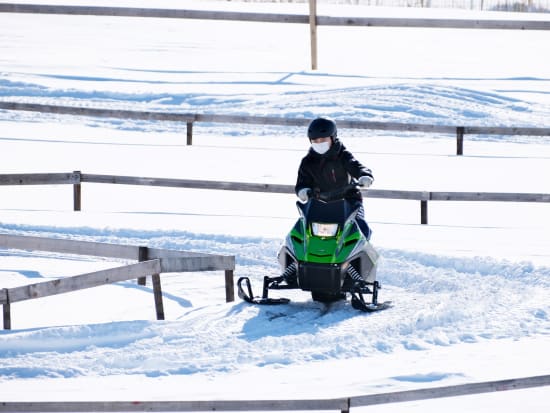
[{"x1": 308, "y1": 0, "x2": 318, "y2": 70}]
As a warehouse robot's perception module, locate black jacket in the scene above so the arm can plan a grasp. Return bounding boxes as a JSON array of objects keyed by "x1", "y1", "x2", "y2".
[{"x1": 295, "y1": 139, "x2": 373, "y2": 201}]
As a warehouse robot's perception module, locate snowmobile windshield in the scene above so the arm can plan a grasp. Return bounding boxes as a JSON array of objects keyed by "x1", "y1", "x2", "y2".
[{"x1": 300, "y1": 198, "x2": 355, "y2": 225}]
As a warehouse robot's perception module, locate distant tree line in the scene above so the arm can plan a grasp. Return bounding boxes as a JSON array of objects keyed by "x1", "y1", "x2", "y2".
[{"x1": 225, "y1": 0, "x2": 549, "y2": 13}]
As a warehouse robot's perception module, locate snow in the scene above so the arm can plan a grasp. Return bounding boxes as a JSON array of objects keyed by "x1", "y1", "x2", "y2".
[{"x1": 1, "y1": 1, "x2": 549, "y2": 411}]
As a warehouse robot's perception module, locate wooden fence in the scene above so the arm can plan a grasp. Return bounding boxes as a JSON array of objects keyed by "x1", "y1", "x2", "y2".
[
  {"x1": 0, "y1": 234, "x2": 235, "y2": 330},
  {"x1": 1, "y1": 171, "x2": 550, "y2": 225},
  {"x1": 1, "y1": 102, "x2": 550, "y2": 155},
  {"x1": 1, "y1": 2, "x2": 550, "y2": 70},
  {"x1": 1, "y1": 373, "x2": 549, "y2": 412},
  {"x1": 1, "y1": 2, "x2": 549, "y2": 29}
]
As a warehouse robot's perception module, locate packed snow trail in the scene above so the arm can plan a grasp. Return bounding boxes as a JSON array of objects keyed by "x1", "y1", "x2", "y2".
[{"x1": 0, "y1": 226, "x2": 548, "y2": 379}]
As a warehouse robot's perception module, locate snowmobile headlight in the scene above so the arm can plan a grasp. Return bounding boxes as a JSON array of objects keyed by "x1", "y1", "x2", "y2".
[{"x1": 311, "y1": 222, "x2": 338, "y2": 237}]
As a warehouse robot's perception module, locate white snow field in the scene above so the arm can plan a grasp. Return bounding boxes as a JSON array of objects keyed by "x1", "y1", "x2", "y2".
[{"x1": 0, "y1": 1, "x2": 549, "y2": 412}]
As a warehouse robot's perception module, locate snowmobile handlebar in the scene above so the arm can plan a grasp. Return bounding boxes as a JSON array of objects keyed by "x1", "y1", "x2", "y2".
[{"x1": 309, "y1": 182, "x2": 363, "y2": 202}]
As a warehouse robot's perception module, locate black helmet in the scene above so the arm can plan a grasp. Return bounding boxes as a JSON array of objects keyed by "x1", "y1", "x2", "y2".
[{"x1": 307, "y1": 117, "x2": 337, "y2": 140}]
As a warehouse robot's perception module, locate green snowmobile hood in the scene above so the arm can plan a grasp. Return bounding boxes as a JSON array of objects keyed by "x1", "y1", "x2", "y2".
[{"x1": 289, "y1": 220, "x2": 361, "y2": 264}]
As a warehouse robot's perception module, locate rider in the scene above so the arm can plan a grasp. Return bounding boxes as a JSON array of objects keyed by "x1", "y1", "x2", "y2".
[{"x1": 295, "y1": 117, "x2": 374, "y2": 241}]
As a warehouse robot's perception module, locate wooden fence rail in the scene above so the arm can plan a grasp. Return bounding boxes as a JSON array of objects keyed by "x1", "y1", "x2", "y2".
[
  {"x1": 1, "y1": 171, "x2": 550, "y2": 225},
  {"x1": 3, "y1": 260, "x2": 161, "y2": 304},
  {"x1": 1, "y1": 2, "x2": 550, "y2": 30},
  {"x1": 1, "y1": 374, "x2": 549, "y2": 412},
  {"x1": 0, "y1": 234, "x2": 235, "y2": 329},
  {"x1": 2, "y1": 102, "x2": 550, "y2": 155}
]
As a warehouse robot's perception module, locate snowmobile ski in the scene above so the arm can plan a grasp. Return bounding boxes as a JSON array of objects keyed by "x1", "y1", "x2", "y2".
[
  {"x1": 350, "y1": 282, "x2": 392, "y2": 312},
  {"x1": 237, "y1": 276, "x2": 290, "y2": 305},
  {"x1": 351, "y1": 296, "x2": 392, "y2": 312}
]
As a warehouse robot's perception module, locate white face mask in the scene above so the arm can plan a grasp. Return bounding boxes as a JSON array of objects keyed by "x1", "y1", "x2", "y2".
[{"x1": 311, "y1": 141, "x2": 331, "y2": 154}]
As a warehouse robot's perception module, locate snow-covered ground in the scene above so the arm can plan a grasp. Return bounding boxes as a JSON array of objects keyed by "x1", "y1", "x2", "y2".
[{"x1": 1, "y1": 1, "x2": 549, "y2": 411}]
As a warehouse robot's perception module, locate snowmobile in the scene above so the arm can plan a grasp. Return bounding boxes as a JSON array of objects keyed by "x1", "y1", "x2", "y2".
[{"x1": 237, "y1": 183, "x2": 391, "y2": 312}]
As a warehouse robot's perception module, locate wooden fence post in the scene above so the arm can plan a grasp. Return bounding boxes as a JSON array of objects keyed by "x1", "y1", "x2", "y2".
[
  {"x1": 73, "y1": 170, "x2": 81, "y2": 211},
  {"x1": 456, "y1": 126, "x2": 464, "y2": 156},
  {"x1": 151, "y1": 274, "x2": 165, "y2": 320},
  {"x1": 138, "y1": 246, "x2": 148, "y2": 286},
  {"x1": 308, "y1": 0, "x2": 318, "y2": 70},
  {"x1": 341, "y1": 399, "x2": 350, "y2": 413},
  {"x1": 421, "y1": 200, "x2": 428, "y2": 225},
  {"x1": 2, "y1": 290, "x2": 11, "y2": 330},
  {"x1": 225, "y1": 270, "x2": 235, "y2": 302},
  {"x1": 186, "y1": 121, "x2": 193, "y2": 145},
  {"x1": 420, "y1": 191, "x2": 431, "y2": 225}
]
